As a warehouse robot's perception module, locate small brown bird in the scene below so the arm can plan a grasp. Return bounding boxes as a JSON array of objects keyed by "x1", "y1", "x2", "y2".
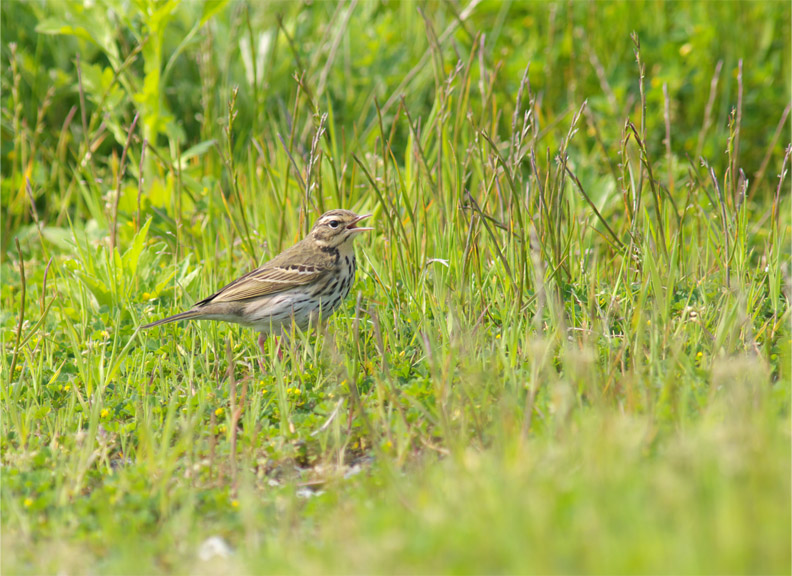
[{"x1": 142, "y1": 209, "x2": 372, "y2": 354}]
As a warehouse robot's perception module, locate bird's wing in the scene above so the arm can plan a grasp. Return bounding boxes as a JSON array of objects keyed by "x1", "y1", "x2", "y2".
[{"x1": 197, "y1": 263, "x2": 329, "y2": 305}]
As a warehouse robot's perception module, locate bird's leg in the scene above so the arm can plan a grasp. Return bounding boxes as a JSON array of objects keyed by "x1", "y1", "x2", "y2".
[
  {"x1": 275, "y1": 326, "x2": 293, "y2": 362},
  {"x1": 257, "y1": 333, "x2": 268, "y2": 373},
  {"x1": 273, "y1": 335, "x2": 284, "y2": 361},
  {"x1": 257, "y1": 333, "x2": 284, "y2": 372},
  {"x1": 257, "y1": 333, "x2": 267, "y2": 355}
]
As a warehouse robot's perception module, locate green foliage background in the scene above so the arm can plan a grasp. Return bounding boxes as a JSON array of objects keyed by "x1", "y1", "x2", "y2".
[{"x1": 2, "y1": 1, "x2": 790, "y2": 573}]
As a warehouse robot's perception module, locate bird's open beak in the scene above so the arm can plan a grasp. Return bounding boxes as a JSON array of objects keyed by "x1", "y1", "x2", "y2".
[{"x1": 346, "y1": 213, "x2": 373, "y2": 232}]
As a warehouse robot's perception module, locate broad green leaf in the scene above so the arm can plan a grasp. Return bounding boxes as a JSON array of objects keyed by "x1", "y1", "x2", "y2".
[
  {"x1": 200, "y1": 0, "x2": 230, "y2": 26},
  {"x1": 122, "y1": 218, "x2": 152, "y2": 280},
  {"x1": 35, "y1": 20, "x2": 93, "y2": 43},
  {"x1": 177, "y1": 140, "x2": 217, "y2": 168}
]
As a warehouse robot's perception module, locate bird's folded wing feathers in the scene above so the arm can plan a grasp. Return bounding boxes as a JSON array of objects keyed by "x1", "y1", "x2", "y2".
[{"x1": 198, "y1": 264, "x2": 328, "y2": 304}]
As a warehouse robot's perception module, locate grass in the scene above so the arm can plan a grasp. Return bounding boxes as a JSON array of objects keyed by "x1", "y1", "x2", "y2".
[{"x1": 2, "y1": 0, "x2": 791, "y2": 573}]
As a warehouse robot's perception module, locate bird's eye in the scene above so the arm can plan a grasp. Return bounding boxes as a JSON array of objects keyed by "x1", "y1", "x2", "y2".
[{"x1": 328, "y1": 220, "x2": 339, "y2": 229}]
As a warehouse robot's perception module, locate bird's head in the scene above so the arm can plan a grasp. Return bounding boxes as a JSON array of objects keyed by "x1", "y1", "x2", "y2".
[{"x1": 310, "y1": 209, "x2": 373, "y2": 248}]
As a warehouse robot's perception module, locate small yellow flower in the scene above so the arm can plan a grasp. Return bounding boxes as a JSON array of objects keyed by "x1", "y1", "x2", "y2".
[
  {"x1": 101, "y1": 330, "x2": 109, "y2": 339},
  {"x1": 100, "y1": 408, "x2": 109, "y2": 418},
  {"x1": 496, "y1": 334, "x2": 501, "y2": 340},
  {"x1": 24, "y1": 497, "x2": 33, "y2": 507},
  {"x1": 215, "y1": 407, "x2": 224, "y2": 417},
  {"x1": 231, "y1": 499, "x2": 239, "y2": 508},
  {"x1": 142, "y1": 292, "x2": 151, "y2": 300},
  {"x1": 696, "y1": 352, "x2": 703, "y2": 358},
  {"x1": 646, "y1": 320, "x2": 651, "y2": 326},
  {"x1": 64, "y1": 384, "x2": 71, "y2": 392}
]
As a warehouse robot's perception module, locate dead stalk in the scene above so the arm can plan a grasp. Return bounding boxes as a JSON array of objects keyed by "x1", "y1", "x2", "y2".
[
  {"x1": 111, "y1": 112, "x2": 140, "y2": 251},
  {"x1": 9, "y1": 239, "x2": 26, "y2": 385}
]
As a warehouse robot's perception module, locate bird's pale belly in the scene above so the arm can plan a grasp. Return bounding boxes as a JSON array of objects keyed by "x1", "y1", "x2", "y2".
[{"x1": 243, "y1": 268, "x2": 355, "y2": 334}]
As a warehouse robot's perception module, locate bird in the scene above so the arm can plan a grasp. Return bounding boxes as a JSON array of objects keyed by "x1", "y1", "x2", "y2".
[{"x1": 142, "y1": 209, "x2": 372, "y2": 356}]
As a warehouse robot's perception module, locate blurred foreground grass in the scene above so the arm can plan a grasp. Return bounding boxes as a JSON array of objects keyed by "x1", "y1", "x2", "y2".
[{"x1": 2, "y1": 1, "x2": 791, "y2": 573}]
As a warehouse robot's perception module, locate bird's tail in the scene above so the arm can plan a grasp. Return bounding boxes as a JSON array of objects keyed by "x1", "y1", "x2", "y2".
[{"x1": 141, "y1": 310, "x2": 202, "y2": 330}]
